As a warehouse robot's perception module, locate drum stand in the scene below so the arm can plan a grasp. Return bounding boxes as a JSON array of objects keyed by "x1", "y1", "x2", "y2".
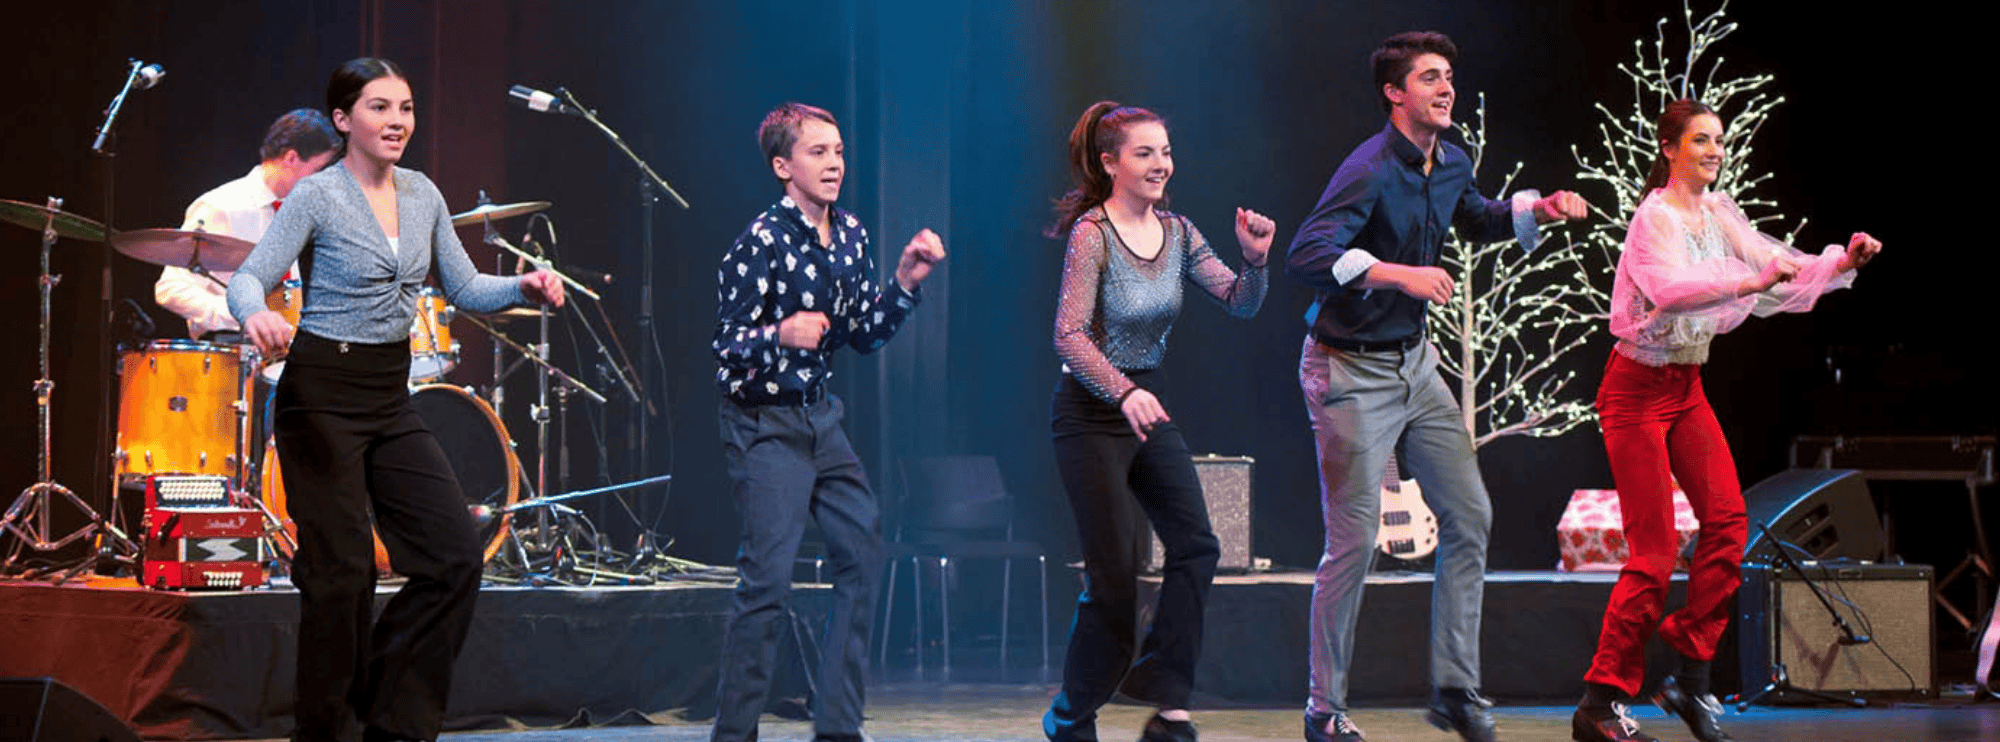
[
  {"x1": 462, "y1": 308, "x2": 607, "y2": 585},
  {"x1": 1, "y1": 197, "x2": 136, "y2": 582}
]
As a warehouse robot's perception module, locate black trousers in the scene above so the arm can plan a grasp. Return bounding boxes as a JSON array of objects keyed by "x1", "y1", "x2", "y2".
[
  {"x1": 1044, "y1": 372, "x2": 1219, "y2": 741},
  {"x1": 275, "y1": 331, "x2": 483, "y2": 742}
]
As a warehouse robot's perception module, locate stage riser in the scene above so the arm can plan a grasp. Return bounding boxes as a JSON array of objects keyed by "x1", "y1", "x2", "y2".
[
  {"x1": 2, "y1": 584, "x2": 828, "y2": 739},
  {"x1": 1142, "y1": 575, "x2": 1706, "y2": 705}
]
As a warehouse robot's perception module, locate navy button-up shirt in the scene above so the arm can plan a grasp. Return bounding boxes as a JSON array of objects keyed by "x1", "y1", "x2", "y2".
[
  {"x1": 713, "y1": 196, "x2": 920, "y2": 406},
  {"x1": 1286, "y1": 124, "x2": 1535, "y2": 345}
]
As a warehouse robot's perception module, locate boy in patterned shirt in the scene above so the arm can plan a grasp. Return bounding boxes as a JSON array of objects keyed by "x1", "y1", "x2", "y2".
[{"x1": 708, "y1": 102, "x2": 946, "y2": 742}]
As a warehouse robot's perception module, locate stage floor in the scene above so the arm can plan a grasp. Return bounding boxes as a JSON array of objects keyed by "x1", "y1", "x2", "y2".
[{"x1": 225, "y1": 683, "x2": 2000, "y2": 742}]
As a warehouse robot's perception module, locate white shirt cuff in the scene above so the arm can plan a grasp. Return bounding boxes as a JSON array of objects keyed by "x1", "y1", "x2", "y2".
[
  {"x1": 1331, "y1": 249, "x2": 1380, "y2": 286},
  {"x1": 1511, "y1": 189, "x2": 1543, "y2": 254}
]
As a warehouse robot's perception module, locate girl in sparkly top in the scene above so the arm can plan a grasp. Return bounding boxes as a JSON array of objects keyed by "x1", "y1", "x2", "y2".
[
  {"x1": 1042, "y1": 100, "x2": 1274, "y2": 742},
  {"x1": 1572, "y1": 99, "x2": 1881, "y2": 742}
]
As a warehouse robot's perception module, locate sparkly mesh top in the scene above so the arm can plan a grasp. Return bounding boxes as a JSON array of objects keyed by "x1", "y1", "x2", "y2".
[
  {"x1": 1609, "y1": 190, "x2": 1852, "y2": 366},
  {"x1": 1053, "y1": 205, "x2": 1267, "y2": 403}
]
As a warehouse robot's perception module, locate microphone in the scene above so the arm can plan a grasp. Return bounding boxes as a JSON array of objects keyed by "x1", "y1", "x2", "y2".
[
  {"x1": 92, "y1": 59, "x2": 166, "y2": 152},
  {"x1": 508, "y1": 84, "x2": 582, "y2": 116},
  {"x1": 562, "y1": 263, "x2": 613, "y2": 286},
  {"x1": 469, "y1": 504, "x2": 498, "y2": 525},
  {"x1": 134, "y1": 62, "x2": 165, "y2": 90}
]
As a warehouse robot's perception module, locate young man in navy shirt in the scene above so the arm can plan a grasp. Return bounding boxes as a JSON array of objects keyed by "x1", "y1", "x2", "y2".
[{"x1": 1287, "y1": 32, "x2": 1589, "y2": 742}]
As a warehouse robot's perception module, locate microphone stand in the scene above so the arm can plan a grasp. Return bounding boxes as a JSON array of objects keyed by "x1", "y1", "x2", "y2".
[
  {"x1": 1736, "y1": 521, "x2": 1872, "y2": 709},
  {"x1": 552, "y1": 87, "x2": 687, "y2": 494},
  {"x1": 90, "y1": 60, "x2": 157, "y2": 573}
]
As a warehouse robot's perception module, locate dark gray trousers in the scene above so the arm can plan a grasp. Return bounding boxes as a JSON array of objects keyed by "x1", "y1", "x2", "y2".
[{"x1": 712, "y1": 395, "x2": 883, "y2": 742}]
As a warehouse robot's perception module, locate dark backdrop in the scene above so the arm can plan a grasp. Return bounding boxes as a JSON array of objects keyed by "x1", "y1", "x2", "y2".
[{"x1": 3, "y1": 2, "x2": 1987, "y2": 587}]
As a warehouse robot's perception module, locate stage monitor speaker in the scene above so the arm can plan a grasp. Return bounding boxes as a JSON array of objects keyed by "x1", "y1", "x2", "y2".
[
  {"x1": 0, "y1": 677, "x2": 141, "y2": 742},
  {"x1": 1742, "y1": 469, "x2": 1882, "y2": 562},
  {"x1": 1149, "y1": 455, "x2": 1254, "y2": 573},
  {"x1": 1737, "y1": 562, "x2": 1934, "y2": 700}
]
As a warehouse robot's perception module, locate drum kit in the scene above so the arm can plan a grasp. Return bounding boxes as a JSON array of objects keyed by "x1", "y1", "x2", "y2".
[{"x1": 1, "y1": 193, "x2": 655, "y2": 587}]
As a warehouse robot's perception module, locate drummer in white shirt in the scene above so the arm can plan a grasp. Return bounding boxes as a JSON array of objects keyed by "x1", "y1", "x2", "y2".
[{"x1": 155, "y1": 108, "x2": 340, "y2": 339}]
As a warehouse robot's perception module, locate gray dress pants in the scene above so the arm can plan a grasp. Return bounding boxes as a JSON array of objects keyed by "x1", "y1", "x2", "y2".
[{"x1": 1298, "y1": 336, "x2": 1492, "y2": 714}]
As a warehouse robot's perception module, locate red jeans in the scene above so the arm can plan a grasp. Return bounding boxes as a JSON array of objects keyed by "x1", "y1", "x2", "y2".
[{"x1": 1583, "y1": 350, "x2": 1748, "y2": 696}]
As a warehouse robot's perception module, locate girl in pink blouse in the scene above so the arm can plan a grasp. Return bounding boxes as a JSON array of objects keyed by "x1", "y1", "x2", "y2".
[{"x1": 1572, "y1": 99, "x2": 1882, "y2": 742}]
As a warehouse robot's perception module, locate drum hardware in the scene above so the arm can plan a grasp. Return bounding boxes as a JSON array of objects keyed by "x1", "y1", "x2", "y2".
[
  {"x1": 461, "y1": 306, "x2": 604, "y2": 586},
  {"x1": 483, "y1": 475, "x2": 674, "y2": 586},
  {"x1": 408, "y1": 287, "x2": 461, "y2": 382},
  {"x1": 467, "y1": 193, "x2": 600, "y2": 302},
  {"x1": 1, "y1": 197, "x2": 137, "y2": 582},
  {"x1": 459, "y1": 198, "x2": 675, "y2": 585}
]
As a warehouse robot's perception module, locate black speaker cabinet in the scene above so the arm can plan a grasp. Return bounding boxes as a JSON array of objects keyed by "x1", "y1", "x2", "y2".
[
  {"x1": 1737, "y1": 562, "x2": 1934, "y2": 701},
  {"x1": 1742, "y1": 469, "x2": 1882, "y2": 562},
  {"x1": 0, "y1": 677, "x2": 141, "y2": 742},
  {"x1": 1149, "y1": 455, "x2": 1255, "y2": 573}
]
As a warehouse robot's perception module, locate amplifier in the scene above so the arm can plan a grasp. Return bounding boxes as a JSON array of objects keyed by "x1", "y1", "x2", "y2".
[
  {"x1": 142, "y1": 506, "x2": 267, "y2": 590},
  {"x1": 1737, "y1": 561, "x2": 1933, "y2": 700},
  {"x1": 1150, "y1": 455, "x2": 1256, "y2": 573}
]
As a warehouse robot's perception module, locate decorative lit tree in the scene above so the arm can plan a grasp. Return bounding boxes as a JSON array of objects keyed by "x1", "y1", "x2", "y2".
[
  {"x1": 1572, "y1": 0, "x2": 1799, "y2": 247},
  {"x1": 1430, "y1": 93, "x2": 1605, "y2": 448},
  {"x1": 1429, "y1": 0, "x2": 1796, "y2": 450}
]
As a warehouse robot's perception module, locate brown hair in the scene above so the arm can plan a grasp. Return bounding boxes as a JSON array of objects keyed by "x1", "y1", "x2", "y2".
[
  {"x1": 259, "y1": 108, "x2": 342, "y2": 162},
  {"x1": 1371, "y1": 32, "x2": 1457, "y2": 113},
  {"x1": 757, "y1": 102, "x2": 838, "y2": 182},
  {"x1": 1644, "y1": 99, "x2": 1718, "y2": 193},
  {"x1": 1048, "y1": 101, "x2": 1164, "y2": 238}
]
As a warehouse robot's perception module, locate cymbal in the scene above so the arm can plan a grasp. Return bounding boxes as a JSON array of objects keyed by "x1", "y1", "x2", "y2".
[
  {"x1": 1, "y1": 198, "x2": 109, "y2": 242},
  {"x1": 450, "y1": 200, "x2": 550, "y2": 227},
  {"x1": 109, "y1": 228, "x2": 255, "y2": 272},
  {"x1": 472, "y1": 307, "x2": 550, "y2": 323}
]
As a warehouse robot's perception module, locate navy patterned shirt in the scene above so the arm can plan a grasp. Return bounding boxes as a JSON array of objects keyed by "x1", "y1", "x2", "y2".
[{"x1": 713, "y1": 196, "x2": 920, "y2": 406}]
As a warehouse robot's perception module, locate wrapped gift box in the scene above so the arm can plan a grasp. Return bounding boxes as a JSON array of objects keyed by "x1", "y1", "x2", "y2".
[{"x1": 1557, "y1": 488, "x2": 1699, "y2": 572}]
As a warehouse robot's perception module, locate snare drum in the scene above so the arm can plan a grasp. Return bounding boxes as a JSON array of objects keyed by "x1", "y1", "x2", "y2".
[
  {"x1": 408, "y1": 287, "x2": 458, "y2": 381},
  {"x1": 259, "y1": 278, "x2": 303, "y2": 383},
  {"x1": 115, "y1": 340, "x2": 256, "y2": 479}
]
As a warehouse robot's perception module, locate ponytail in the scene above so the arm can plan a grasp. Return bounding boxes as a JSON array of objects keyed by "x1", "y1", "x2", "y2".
[{"x1": 1048, "y1": 101, "x2": 1162, "y2": 239}]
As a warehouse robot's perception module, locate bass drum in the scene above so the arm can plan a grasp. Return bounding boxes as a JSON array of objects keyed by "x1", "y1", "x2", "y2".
[
  {"x1": 260, "y1": 384, "x2": 521, "y2": 572},
  {"x1": 408, "y1": 383, "x2": 520, "y2": 565}
]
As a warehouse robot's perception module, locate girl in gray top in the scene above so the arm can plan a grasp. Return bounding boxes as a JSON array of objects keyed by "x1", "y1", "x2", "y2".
[
  {"x1": 1042, "y1": 100, "x2": 1273, "y2": 742},
  {"x1": 226, "y1": 57, "x2": 562, "y2": 742}
]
